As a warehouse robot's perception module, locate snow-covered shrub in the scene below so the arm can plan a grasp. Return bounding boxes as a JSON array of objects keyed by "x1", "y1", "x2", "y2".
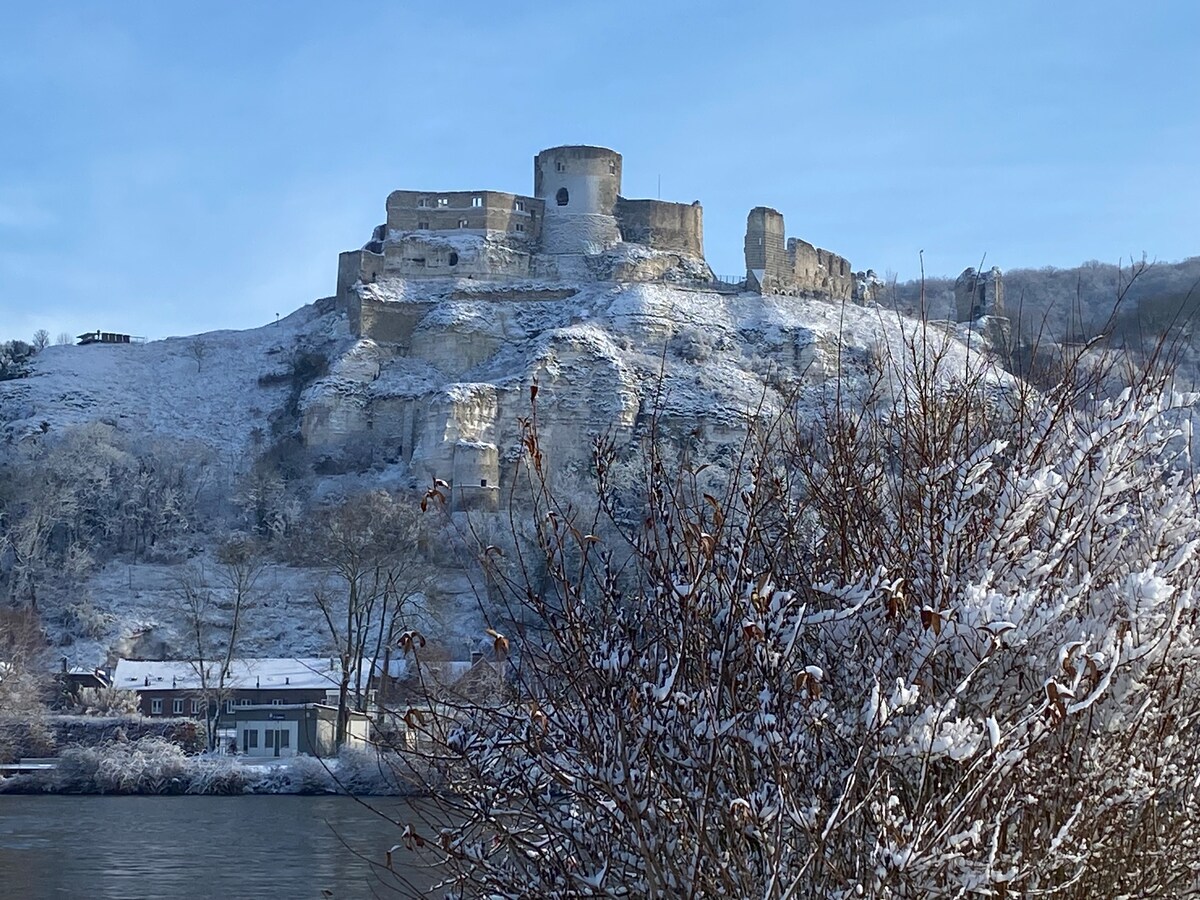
[
  {"x1": 55, "y1": 737, "x2": 191, "y2": 794},
  {"x1": 669, "y1": 327, "x2": 714, "y2": 363},
  {"x1": 249, "y1": 752, "x2": 337, "y2": 794},
  {"x1": 77, "y1": 686, "x2": 140, "y2": 716},
  {"x1": 185, "y1": 755, "x2": 254, "y2": 795},
  {"x1": 400, "y1": 327, "x2": 1200, "y2": 898}
]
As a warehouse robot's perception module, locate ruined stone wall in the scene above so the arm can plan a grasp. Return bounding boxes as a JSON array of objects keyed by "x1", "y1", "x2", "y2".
[
  {"x1": 744, "y1": 208, "x2": 855, "y2": 300},
  {"x1": 787, "y1": 239, "x2": 854, "y2": 302},
  {"x1": 348, "y1": 295, "x2": 434, "y2": 348},
  {"x1": 955, "y1": 266, "x2": 1005, "y2": 321},
  {"x1": 387, "y1": 190, "x2": 543, "y2": 241},
  {"x1": 615, "y1": 199, "x2": 704, "y2": 257},
  {"x1": 337, "y1": 249, "x2": 384, "y2": 300}
]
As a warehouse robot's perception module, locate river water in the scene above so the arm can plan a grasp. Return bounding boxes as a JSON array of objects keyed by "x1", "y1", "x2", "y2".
[{"x1": 0, "y1": 795, "x2": 441, "y2": 899}]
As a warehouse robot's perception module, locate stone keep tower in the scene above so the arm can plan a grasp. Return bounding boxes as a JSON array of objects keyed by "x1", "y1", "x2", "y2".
[
  {"x1": 744, "y1": 207, "x2": 789, "y2": 293},
  {"x1": 534, "y1": 145, "x2": 623, "y2": 254}
]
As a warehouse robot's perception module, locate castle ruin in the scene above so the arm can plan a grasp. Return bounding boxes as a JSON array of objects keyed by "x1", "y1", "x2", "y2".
[
  {"x1": 955, "y1": 266, "x2": 1005, "y2": 322},
  {"x1": 336, "y1": 144, "x2": 870, "y2": 314}
]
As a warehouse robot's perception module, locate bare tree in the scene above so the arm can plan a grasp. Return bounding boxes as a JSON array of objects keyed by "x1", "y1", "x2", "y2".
[
  {"x1": 306, "y1": 491, "x2": 432, "y2": 747},
  {"x1": 31, "y1": 329, "x2": 49, "y2": 352},
  {"x1": 186, "y1": 338, "x2": 209, "y2": 372},
  {"x1": 54, "y1": 331, "x2": 73, "y2": 346},
  {"x1": 173, "y1": 537, "x2": 264, "y2": 751}
]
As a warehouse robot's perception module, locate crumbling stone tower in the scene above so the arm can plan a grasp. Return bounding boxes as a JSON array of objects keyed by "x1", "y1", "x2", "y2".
[
  {"x1": 744, "y1": 207, "x2": 789, "y2": 293},
  {"x1": 534, "y1": 145, "x2": 623, "y2": 255},
  {"x1": 955, "y1": 266, "x2": 1005, "y2": 322}
]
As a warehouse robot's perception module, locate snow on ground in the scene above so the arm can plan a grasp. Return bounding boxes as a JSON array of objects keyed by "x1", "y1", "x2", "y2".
[{"x1": 0, "y1": 303, "x2": 345, "y2": 457}]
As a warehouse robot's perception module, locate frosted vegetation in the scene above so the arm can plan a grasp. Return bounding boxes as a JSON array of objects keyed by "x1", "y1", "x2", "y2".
[
  {"x1": 0, "y1": 737, "x2": 409, "y2": 796},
  {"x1": 392, "y1": 327, "x2": 1200, "y2": 897},
  {"x1": 2, "y1": 275, "x2": 1200, "y2": 893}
]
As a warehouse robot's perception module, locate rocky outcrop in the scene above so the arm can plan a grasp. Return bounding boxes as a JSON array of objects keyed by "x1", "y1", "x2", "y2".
[{"x1": 301, "y1": 281, "x2": 1004, "y2": 510}]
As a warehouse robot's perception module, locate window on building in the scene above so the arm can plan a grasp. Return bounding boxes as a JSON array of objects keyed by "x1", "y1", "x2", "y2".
[
  {"x1": 417, "y1": 221, "x2": 429, "y2": 230},
  {"x1": 279, "y1": 730, "x2": 290, "y2": 749},
  {"x1": 244, "y1": 729, "x2": 258, "y2": 749},
  {"x1": 173, "y1": 699, "x2": 184, "y2": 714},
  {"x1": 240, "y1": 698, "x2": 251, "y2": 706},
  {"x1": 448, "y1": 251, "x2": 459, "y2": 266},
  {"x1": 480, "y1": 478, "x2": 488, "y2": 487},
  {"x1": 417, "y1": 198, "x2": 429, "y2": 208},
  {"x1": 458, "y1": 219, "x2": 469, "y2": 228},
  {"x1": 556, "y1": 188, "x2": 569, "y2": 206},
  {"x1": 272, "y1": 699, "x2": 283, "y2": 706},
  {"x1": 556, "y1": 160, "x2": 565, "y2": 172},
  {"x1": 514, "y1": 200, "x2": 525, "y2": 212},
  {"x1": 226, "y1": 700, "x2": 236, "y2": 713},
  {"x1": 514, "y1": 223, "x2": 525, "y2": 233},
  {"x1": 436, "y1": 198, "x2": 448, "y2": 207},
  {"x1": 191, "y1": 699, "x2": 202, "y2": 715},
  {"x1": 150, "y1": 698, "x2": 162, "y2": 714},
  {"x1": 610, "y1": 160, "x2": 617, "y2": 175},
  {"x1": 471, "y1": 196, "x2": 483, "y2": 207}
]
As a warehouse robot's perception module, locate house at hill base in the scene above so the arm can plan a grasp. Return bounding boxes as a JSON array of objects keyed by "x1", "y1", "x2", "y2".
[{"x1": 112, "y1": 657, "x2": 379, "y2": 757}]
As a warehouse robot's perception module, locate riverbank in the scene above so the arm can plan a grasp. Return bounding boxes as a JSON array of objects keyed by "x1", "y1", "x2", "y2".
[{"x1": 0, "y1": 736, "x2": 425, "y2": 796}]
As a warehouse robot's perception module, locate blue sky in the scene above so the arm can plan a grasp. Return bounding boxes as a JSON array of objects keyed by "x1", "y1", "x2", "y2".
[{"x1": 1, "y1": 1, "x2": 1197, "y2": 340}]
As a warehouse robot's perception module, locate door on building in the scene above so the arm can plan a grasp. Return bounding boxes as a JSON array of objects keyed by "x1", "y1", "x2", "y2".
[{"x1": 262, "y1": 724, "x2": 295, "y2": 757}]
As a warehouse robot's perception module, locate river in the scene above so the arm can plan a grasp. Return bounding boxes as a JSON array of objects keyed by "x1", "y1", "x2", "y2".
[{"x1": 0, "y1": 795, "x2": 441, "y2": 899}]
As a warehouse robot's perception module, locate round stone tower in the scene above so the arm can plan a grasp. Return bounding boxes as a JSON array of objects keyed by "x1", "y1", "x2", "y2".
[{"x1": 534, "y1": 145, "x2": 622, "y2": 255}]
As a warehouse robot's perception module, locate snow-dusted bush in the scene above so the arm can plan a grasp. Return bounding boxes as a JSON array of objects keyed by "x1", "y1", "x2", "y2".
[
  {"x1": 56, "y1": 737, "x2": 190, "y2": 794},
  {"x1": 5, "y1": 743, "x2": 414, "y2": 796},
  {"x1": 254, "y1": 747, "x2": 410, "y2": 796},
  {"x1": 400, "y1": 329, "x2": 1200, "y2": 897},
  {"x1": 76, "y1": 686, "x2": 141, "y2": 717}
]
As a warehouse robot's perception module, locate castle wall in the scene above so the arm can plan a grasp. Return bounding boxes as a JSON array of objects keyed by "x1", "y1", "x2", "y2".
[
  {"x1": 615, "y1": 199, "x2": 704, "y2": 257},
  {"x1": 534, "y1": 146, "x2": 623, "y2": 254},
  {"x1": 349, "y1": 296, "x2": 434, "y2": 348},
  {"x1": 451, "y1": 441, "x2": 500, "y2": 511},
  {"x1": 387, "y1": 190, "x2": 543, "y2": 242},
  {"x1": 744, "y1": 207, "x2": 854, "y2": 300},
  {"x1": 337, "y1": 249, "x2": 384, "y2": 300}
]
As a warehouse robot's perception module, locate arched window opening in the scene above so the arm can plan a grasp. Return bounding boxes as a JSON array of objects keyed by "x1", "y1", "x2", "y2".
[
  {"x1": 556, "y1": 187, "x2": 569, "y2": 206},
  {"x1": 448, "y1": 251, "x2": 459, "y2": 266}
]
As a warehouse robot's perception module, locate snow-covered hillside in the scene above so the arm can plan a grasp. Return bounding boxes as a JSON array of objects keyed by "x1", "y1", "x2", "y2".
[
  {"x1": 0, "y1": 282, "x2": 1008, "y2": 668},
  {"x1": 0, "y1": 304, "x2": 341, "y2": 457}
]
